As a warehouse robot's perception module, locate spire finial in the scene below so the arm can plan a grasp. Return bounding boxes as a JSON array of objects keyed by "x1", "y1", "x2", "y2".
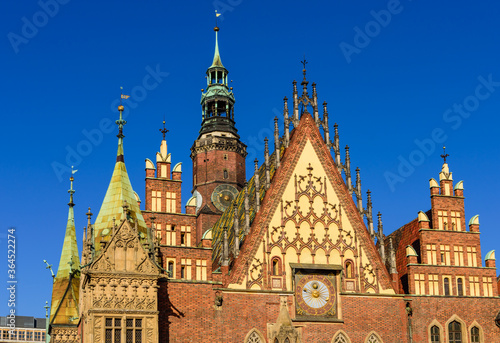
[
  {"x1": 440, "y1": 146, "x2": 449, "y2": 163},
  {"x1": 300, "y1": 55, "x2": 308, "y2": 80},
  {"x1": 68, "y1": 167, "x2": 77, "y2": 207},
  {"x1": 116, "y1": 88, "x2": 128, "y2": 163},
  {"x1": 160, "y1": 120, "x2": 169, "y2": 140},
  {"x1": 86, "y1": 207, "x2": 93, "y2": 227},
  {"x1": 210, "y1": 17, "x2": 224, "y2": 68}
]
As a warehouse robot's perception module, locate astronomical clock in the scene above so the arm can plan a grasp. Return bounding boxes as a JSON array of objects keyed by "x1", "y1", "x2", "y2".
[
  {"x1": 291, "y1": 264, "x2": 341, "y2": 321},
  {"x1": 211, "y1": 184, "x2": 239, "y2": 212}
]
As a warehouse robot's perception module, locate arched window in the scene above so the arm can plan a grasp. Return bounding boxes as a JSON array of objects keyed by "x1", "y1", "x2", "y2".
[
  {"x1": 245, "y1": 330, "x2": 264, "y2": 343},
  {"x1": 444, "y1": 277, "x2": 450, "y2": 296},
  {"x1": 449, "y1": 321, "x2": 462, "y2": 343},
  {"x1": 345, "y1": 260, "x2": 353, "y2": 279},
  {"x1": 470, "y1": 326, "x2": 480, "y2": 343},
  {"x1": 334, "y1": 332, "x2": 349, "y2": 343},
  {"x1": 274, "y1": 339, "x2": 279, "y2": 343},
  {"x1": 457, "y1": 278, "x2": 463, "y2": 296},
  {"x1": 223, "y1": 169, "x2": 228, "y2": 179},
  {"x1": 168, "y1": 261, "x2": 174, "y2": 277},
  {"x1": 284, "y1": 338, "x2": 290, "y2": 343},
  {"x1": 272, "y1": 260, "x2": 278, "y2": 275},
  {"x1": 366, "y1": 333, "x2": 381, "y2": 343},
  {"x1": 430, "y1": 325, "x2": 440, "y2": 342},
  {"x1": 271, "y1": 257, "x2": 281, "y2": 276}
]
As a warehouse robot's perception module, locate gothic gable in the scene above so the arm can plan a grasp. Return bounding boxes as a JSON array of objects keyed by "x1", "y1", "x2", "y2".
[
  {"x1": 90, "y1": 219, "x2": 158, "y2": 275},
  {"x1": 227, "y1": 113, "x2": 394, "y2": 293}
]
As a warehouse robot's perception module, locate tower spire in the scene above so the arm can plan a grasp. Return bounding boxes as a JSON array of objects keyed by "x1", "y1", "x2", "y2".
[
  {"x1": 211, "y1": 24, "x2": 224, "y2": 68},
  {"x1": 198, "y1": 24, "x2": 238, "y2": 137},
  {"x1": 49, "y1": 174, "x2": 81, "y2": 326},
  {"x1": 92, "y1": 100, "x2": 148, "y2": 251}
]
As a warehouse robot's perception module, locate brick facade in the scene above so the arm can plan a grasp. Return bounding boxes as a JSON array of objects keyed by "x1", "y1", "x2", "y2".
[{"x1": 67, "y1": 33, "x2": 500, "y2": 343}]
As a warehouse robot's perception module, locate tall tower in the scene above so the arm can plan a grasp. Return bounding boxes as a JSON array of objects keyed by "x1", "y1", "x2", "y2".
[{"x1": 191, "y1": 25, "x2": 246, "y2": 240}]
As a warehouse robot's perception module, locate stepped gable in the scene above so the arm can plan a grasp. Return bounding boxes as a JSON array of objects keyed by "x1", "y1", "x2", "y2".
[{"x1": 225, "y1": 111, "x2": 395, "y2": 292}]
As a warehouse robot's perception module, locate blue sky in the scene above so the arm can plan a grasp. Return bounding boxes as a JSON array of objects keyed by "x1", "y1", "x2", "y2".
[{"x1": 1, "y1": 0, "x2": 499, "y2": 317}]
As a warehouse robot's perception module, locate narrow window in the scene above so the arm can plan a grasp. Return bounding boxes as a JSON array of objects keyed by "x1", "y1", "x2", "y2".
[
  {"x1": 223, "y1": 169, "x2": 228, "y2": 179},
  {"x1": 470, "y1": 327, "x2": 480, "y2": 343},
  {"x1": 272, "y1": 259, "x2": 279, "y2": 275},
  {"x1": 345, "y1": 261, "x2": 353, "y2": 278},
  {"x1": 180, "y1": 232, "x2": 185, "y2": 245},
  {"x1": 444, "y1": 278, "x2": 450, "y2": 296},
  {"x1": 168, "y1": 262, "x2": 174, "y2": 277},
  {"x1": 448, "y1": 321, "x2": 462, "y2": 343},
  {"x1": 223, "y1": 154, "x2": 228, "y2": 160},
  {"x1": 430, "y1": 325, "x2": 440, "y2": 342},
  {"x1": 457, "y1": 278, "x2": 463, "y2": 296},
  {"x1": 181, "y1": 266, "x2": 185, "y2": 279}
]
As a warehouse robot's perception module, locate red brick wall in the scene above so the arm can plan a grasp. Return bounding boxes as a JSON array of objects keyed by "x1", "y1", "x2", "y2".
[
  {"x1": 157, "y1": 285, "x2": 409, "y2": 343},
  {"x1": 410, "y1": 296, "x2": 500, "y2": 342}
]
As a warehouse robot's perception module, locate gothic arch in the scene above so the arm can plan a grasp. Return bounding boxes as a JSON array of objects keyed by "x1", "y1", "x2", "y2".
[
  {"x1": 467, "y1": 320, "x2": 484, "y2": 343},
  {"x1": 427, "y1": 319, "x2": 444, "y2": 343},
  {"x1": 332, "y1": 330, "x2": 352, "y2": 343},
  {"x1": 364, "y1": 331, "x2": 383, "y2": 343},
  {"x1": 444, "y1": 315, "x2": 467, "y2": 343},
  {"x1": 244, "y1": 328, "x2": 265, "y2": 343}
]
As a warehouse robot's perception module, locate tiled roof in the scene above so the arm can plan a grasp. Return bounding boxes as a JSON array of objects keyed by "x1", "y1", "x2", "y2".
[
  {"x1": 212, "y1": 143, "x2": 285, "y2": 265},
  {"x1": 93, "y1": 160, "x2": 148, "y2": 253},
  {"x1": 50, "y1": 204, "x2": 80, "y2": 325}
]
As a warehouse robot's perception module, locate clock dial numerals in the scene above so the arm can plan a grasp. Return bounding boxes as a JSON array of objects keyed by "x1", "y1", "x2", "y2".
[{"x1": 211, "y1": 184, "x2": 239, "y2": 212}]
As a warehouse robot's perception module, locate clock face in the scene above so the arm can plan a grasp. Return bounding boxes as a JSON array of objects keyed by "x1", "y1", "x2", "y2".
[
  {"x1": 211, "y1": 184, "x2": 239, "y2": 212},
  {"x1": 295, "y1": 273, "x2": 336, "y2": 317}
]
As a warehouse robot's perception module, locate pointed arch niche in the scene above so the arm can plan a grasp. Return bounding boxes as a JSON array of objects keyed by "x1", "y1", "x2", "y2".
[
  {"x1": 467, "y1": 320, "x2": 484, "y2": 343},
  {"x1": 364, "y1": 331, "x2": 383, "y2": 343},
  {"x1": 427, "y1": 319, "x2": 443, "y2": 343},
  {"x1": 244, "y1": 328, "x2": 265, "y2": 343},
  {"x1": 445, "y1": 315, "x2": 467, "y2": 343},
  {"x1": 332, "y1": 330, "x2": 352, "y2": 343}
]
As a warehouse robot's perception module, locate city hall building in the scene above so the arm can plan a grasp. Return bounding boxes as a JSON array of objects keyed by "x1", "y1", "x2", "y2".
[{"x1": 48, "y1": 26, "x2": 500, "y2": 343}]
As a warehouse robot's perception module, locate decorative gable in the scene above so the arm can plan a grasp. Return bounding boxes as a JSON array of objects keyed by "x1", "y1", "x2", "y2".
[
  {"x1": 91, "y1": 220, "x2": 158, "y2": 275},
  {"x1": 227, "y1": 113, "x2": 394, "y2": 295}
]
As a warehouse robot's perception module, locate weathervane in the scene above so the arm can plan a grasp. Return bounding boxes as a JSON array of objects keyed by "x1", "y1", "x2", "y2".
[
  {"x1": 160, "y1": 120, "x2": 169, "y2": 140},
  {"x1": 440, "y1": 146, "x2": 449, "y2": 163},
  {"x1": 215, "y1": 10, "x2": 221, "y2": 28}
]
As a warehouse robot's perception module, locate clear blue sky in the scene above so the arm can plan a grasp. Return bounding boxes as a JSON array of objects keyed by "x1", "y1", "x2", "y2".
[{"x1": 1, "y1": 0, "x2": 499, "y2": 317}]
